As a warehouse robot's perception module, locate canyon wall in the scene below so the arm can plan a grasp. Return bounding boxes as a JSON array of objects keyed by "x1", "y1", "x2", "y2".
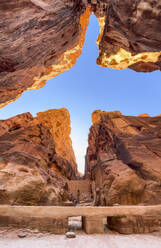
[
  {"x1": 1, "y1": 0, "x2": 161, "y2": 107},
  {"x1": 95, "y1": 0, "x2": 161, "y2": 72},
  {"x1": 85, "y1": 110, "x2": 161, "y2": 233},
  {"x1": 0, "y1": 109, "x2": 77, "y2": 205},
  {"x1": 0, "y1": 0, "x2": 89, "y2": 108},
  {"x1": 36, "y1": 108, "x2": 78, "y2": 174}
]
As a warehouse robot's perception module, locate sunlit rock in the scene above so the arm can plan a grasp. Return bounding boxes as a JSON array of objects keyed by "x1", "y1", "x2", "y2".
[
  {"x1": 36, "y1": 108, "x2": 78, "y2": 174},
  {"x1": 1, "y1": 0, "x2": 161, "y2": 107},
  {"x1": 0, "y1": 0, "x2": 90, "y2": 108},
  {"x1": 138, "y1": 113, "x2": 150, "y2": 117},
  {"x1": 0, "y1": 109, "x2": 77, "y2": 205},
  {"x1": 96, "y1": 0, "x2": 161, "y2": 72}
]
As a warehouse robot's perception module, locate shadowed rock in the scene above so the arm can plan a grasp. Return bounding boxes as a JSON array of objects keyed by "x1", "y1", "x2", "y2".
[
  {"x1": 0, "y1": 0, "x2": 89, "y2": 107},
  {"x1": 85, "y1": 110, "x2": 161, "y2": 233}
]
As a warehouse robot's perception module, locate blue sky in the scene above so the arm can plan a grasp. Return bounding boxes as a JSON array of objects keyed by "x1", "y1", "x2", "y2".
[{"x1": 0, "y1": 15, "x2": 161, "y2": 173}]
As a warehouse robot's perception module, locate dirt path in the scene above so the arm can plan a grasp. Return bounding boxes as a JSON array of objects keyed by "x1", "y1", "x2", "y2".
[{"x1": 0, "y1": 229, "x2": 161, "y2": 248}]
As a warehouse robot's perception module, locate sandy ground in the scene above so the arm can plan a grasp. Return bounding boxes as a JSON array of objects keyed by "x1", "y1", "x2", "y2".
[{"x1": 0, "y1": 228, "x2": 161, "y2": 248}]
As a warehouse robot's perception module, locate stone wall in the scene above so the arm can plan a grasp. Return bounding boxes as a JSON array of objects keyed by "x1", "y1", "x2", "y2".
[
  {"x1": 0, "y1": 216, "x2": 68, "y2": 234},
  {"x1": 0, "y1": 205, "x2": 161, "y2": 234},
  {"x1": 67, "y1": 180, "x2": 91, "y2": 202}
]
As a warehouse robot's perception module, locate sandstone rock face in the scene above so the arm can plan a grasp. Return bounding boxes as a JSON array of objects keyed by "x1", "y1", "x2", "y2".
[
  {"x1": 1, "y1": 1, "x2": 161, "y2": 107},
  {"x1": 96, "y1": 0, "x2": 161, "y2": 72},
  {"x1": 36, "y1": 108, "x2": 78, "y2": 174},
  {"x1": 85, "y1": 110, "x2": 161, "y2": 233},
  {"x1": 0, "y1": 109, "x2": 77, "y2": 205},
  {"x1": 0, "y1": 0, "x2": 89, "y2": 107}
]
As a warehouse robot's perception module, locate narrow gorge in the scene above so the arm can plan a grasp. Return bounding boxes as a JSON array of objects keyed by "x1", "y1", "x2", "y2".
[
  {"x1": 0, "y1": 109, "x2": 161, "y2": 234},
  {"x1": 0, "y1": 0, "x2": 161, "y2": 237}
]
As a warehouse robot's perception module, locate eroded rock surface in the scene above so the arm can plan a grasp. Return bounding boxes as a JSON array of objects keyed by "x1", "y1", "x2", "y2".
[
  {"x1": 0, "y1": 109, "x2": 77, "y2": 205},
  {"x1": 85, "y1": 110, "x2": 161, "y2": 233},
  {"x1": 1, "y1": 0, "x2": 161, "y2": 107},
  {"x1": 96, "y1": 0, "x2": 161, "y2": 71},
  {"x1": 36, "y1": 108, "x2": 78, "y2": 174},
  {"x1": 0, "y1": 0, "x2": 89, "y2": 107}
]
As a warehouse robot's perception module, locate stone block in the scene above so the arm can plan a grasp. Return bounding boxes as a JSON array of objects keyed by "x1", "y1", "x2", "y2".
[
  {"x1": 0, "y1": 216, "x2": 68, "y2": 234},
  {"x1": 82, "y1": 216, "x2": 104, "y2": 234}
]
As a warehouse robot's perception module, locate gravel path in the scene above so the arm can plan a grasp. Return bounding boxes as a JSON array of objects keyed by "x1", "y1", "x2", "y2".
[{"x1": 0, "y1": 230, "x2": 161, "y2": 248}]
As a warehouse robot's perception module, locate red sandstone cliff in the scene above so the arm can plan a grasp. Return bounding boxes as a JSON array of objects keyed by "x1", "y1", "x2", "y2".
[
  {"x1": 36, "y1": 108, "x2": 78, "y2": 175},
  {"x1": 0, "y1": 0, "x2": 90, "y2": 108},
  {"x1": 0, "y1": 0, "x2": 161, "y2": 107},
  {"x1": 85, "y1": 110, "x2": 161, "y2": 233},
  {"x1": 95, "y1": 0, "x2": 161, "y2": 72},
  {"x1": 0, "y1": 109, "x2": 77, "y2": 205}
]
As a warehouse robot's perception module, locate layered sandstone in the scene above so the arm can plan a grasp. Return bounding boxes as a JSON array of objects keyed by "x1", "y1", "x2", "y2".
[
  {"x1": 0, "y1": 109, "x2": 77, "y2": 205},
  {"x1": 1, "y1": 0, "x2": 161, "y2": 107},
  {"x1": 85, "y1": 110, "x2": 161, "y2": 233},
  {"x1": 36, "y1": 108, "x2": 78, "y2": 174},
  {"x1": 95, "y1": 0, "x2": 161, "y2": 72},
  {"x1": 0, "y1": 0, "x2": 89, "y2": 108}
]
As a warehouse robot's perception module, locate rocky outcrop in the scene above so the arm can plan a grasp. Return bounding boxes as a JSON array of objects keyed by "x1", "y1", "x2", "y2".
[
  {"x1": 95, "y1": 0, "x2": 161, "y2": 72},
  {"x1": 0, "y1": 0, "x2": 90, "y2": 108},
  {"x1": 36, "y1": 108, "x2": 78, "y2": 174},
  {"x1": 0, "y1": 109, "x2": 77, "y2": 205},
  {"x1": 85, "y1": 110, "x2": 161, "y2": 233},
  {"x1": 1, "y1": 0, "x2": 161, "y2": 107}
]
